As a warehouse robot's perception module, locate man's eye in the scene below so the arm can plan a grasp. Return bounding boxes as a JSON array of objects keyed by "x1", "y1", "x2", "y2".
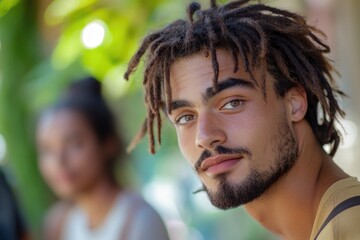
[
  {"x1": 176, "y1": 114, "x2": 195, "y2": 125},
  {"x1": 221, "y1": 99, "x2": 244, "y2": 110}
]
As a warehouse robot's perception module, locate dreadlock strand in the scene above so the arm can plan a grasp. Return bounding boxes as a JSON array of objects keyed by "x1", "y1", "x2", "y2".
[
  {"x1": 153, "y1": 77, "x2": 160, "y2": 112},
  {"x1": 147, "y1": 77, "x2": 157, "y2": 114},
  {"x1": 124, "y1": 32, "x2": 162, "y2": 80},
  {"x1": 231, "y1": 24, "x2": 261, "y2": 67},
  {"x1": 225, "y1": 32, "x2": 246, "y2": 73},
  {"x1": 274, "y1": 37, "x2": 334, "y2": 121},
  {"x1": 213, "y1": 10, "x2": 227, "y2": 35},
  {"x1": 156, "y1": 110, "x2": 162, "y2": 145},
  {"x1": 210, "y1": 46, "x2": 220, "y2": 91},
  {"x1": 278, "y1": 37, "x2": 325, "y2": 99},
  {"x1": 188, "y1": 2, "x2": 201, "y2": 24},
  {"x1": 272, "y1": 37, "x2": 308, "y2": 82},
  {"x1": 270, "y1": 47, "x2": 296, "y2": 84},
  {"x1": 253, "y1": 4, "x2": 306, "y2": 24},
  {"x1": 229, "y1": 27, "x2": 258, "y2": 86},
  {"x1": 210, "y1": 0, "x2": 217, "y2": 8},
  {"x1": 224, "y1": 4, "x2": 306, "y2": 26},
  {"x1": 229, "y1": 42, "x2": 240, "y2": 73},
  {"x1": 148, "y1": 35, "x2": 168, "y2": 54},
  {"x1": 153, "y1": 75, "x2": 163, "y2": 145},
  {"x1": 239, "y1": 39, "x2": 255, "y2": 82},
  {"x1": 164, "y1": 63, "x2": 173, "y2": 114},
  {"x1": 203, "y1": 13, "x2": 220, "y2": 91},
  {"x1": 229, "y1": 32, "x2": 249, "y2": 72},
  {"x1": 240, "y1": 18, "x2": 268, "y2": 95},
  {"x1": 308, "y1": 31, "x2": 331, "y2": 53},
  {"x1": 222, "y1": 0, "x2": 250, "y2": 11},
  {"x1": 126, "y1": 119, "x2": 148, "y2": 153},
  {"x1": 238, "y1": 19, "x2": 267, "y2": 62},
  {"x1": 143, "y1": 54, "x2": 160, "y2": 85},
  {"x1": 147, "y1": 107, "x2": 156, "y2": 154}
]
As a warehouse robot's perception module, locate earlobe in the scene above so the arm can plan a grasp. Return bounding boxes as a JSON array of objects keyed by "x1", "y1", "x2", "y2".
[{"x1": 287, "y1": 87, "x2": 307, "y2": 122}]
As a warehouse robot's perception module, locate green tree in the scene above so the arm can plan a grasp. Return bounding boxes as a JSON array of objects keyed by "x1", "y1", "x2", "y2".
[{"x1": 0, "y1": 0, "x2": 52, "y2": 237}]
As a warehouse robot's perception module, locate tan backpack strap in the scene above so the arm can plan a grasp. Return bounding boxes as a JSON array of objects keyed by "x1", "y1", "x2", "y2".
[{"x1": 314, "y1": 196, "x2": 360, "y2": 240}]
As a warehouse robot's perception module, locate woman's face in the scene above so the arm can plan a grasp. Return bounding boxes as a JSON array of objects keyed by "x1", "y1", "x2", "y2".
[{"x1": 36, "y1": 109, "x2": 111, "y2": 199}]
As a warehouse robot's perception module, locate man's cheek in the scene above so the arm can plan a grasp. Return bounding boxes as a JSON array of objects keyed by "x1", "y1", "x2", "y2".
[{"x1": 178, "y1": 134, "x2": 196, "y2": 164}]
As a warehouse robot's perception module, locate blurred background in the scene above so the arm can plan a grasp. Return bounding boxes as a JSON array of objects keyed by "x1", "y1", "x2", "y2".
[{"x1": 0, "y1": 0, "x2": 359, "y2": 239}]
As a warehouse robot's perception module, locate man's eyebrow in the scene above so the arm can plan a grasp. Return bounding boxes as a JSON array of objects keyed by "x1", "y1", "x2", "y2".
[
  {"x1": 203, "y1": 77, "x2": 255, "y2": 101},
  {"x1": 169, "y1": 100, "x2": 194, "y2": 112},
  {"x1": 167, "y1": 78, "x2": 254, "y2": 113}
]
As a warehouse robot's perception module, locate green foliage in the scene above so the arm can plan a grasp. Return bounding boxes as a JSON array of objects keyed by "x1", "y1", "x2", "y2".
[
  {"x1": 0, "y1": 0, "x2": 20, "y2": 16},
  {"x1": 47, "y1": 0, "x2": 170, "y2": 82},
  {"x1": 0, "y1": 0, "x2": 53, "y2": 237}
]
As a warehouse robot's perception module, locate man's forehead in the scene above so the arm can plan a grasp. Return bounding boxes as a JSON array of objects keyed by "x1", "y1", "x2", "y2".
[
  {"x1": 167, "y1": 49, "x2": 280, "y2": 107},
  {"x1": 169, "y1": 50, "x2": 236, "y2": 82},
  {"x1": 169, "y1": 50, "x2": 242, "y2": 95}
]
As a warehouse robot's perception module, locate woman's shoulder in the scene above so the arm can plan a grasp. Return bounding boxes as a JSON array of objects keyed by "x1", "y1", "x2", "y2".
[
  {"x1": 121, "y1": 191, "x2": 169, "y2": 240},
  {"x1": 122, "y1": 190, "x2": 160, "y2": 217},
  {"x1": 43, "y1": 201, "x2": 73, "y2": 240}
]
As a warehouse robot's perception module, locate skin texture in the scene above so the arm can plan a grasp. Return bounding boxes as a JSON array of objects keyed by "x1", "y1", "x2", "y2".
[
  {"x1": 37, "y1": 110, "x2": 120, "y2": 239},
  {"x1": 168, "y1": 49, "x2": 349, "y2": 239}
]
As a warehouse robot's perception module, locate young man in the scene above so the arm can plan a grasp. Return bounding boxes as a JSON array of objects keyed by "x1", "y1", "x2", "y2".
[{"x1": 125, "y1": 1, "x2": 360, "y2": 239}]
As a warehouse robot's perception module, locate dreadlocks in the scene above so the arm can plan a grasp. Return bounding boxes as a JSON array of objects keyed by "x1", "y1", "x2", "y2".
[{"x1": 124, "y1": 0, "x2": 345, "y2": 156}]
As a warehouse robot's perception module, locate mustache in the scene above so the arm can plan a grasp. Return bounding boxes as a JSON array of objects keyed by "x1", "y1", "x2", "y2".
[{"x1": 194, "y1": 146, "x2": 252, "y2": 172}]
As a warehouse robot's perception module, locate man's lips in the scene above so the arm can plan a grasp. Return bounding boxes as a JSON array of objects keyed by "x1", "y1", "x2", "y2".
[{"x1": 200, "y1": 155, "x2": 243, "y2": 175}]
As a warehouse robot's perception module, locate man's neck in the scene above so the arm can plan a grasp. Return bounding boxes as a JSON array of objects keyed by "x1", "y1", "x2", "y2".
[{"x1": 244, "y1": 122, "x2": 349, "y2": 240}]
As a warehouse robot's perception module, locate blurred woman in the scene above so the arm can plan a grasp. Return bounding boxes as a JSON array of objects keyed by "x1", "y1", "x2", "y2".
[{"x1": 36, "y1": 77, "x2": 169, "y2": 240}]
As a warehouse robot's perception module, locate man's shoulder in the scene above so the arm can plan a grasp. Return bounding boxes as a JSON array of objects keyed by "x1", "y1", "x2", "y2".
[
  {"x1": 330, "y1": 177, "x2": 360, "y2": 238},
  {"x1": 331, "y1": 177, "x2": 360, "y2": 204},
  {"x1": 317, "y1": 204, "x2": 360, "y2": 240},
  {"x1": 313, "y1": 177, "x2": 360, "y2": 239},
  {"x1": 336, "y1": 204, "x2": 360, "y2": 237},
  {"x1": 323, "y1": 177, "x2": 360, "y2": 204}
]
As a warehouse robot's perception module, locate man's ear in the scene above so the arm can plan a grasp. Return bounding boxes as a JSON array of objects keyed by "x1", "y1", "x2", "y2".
[{"x1": 286, "y1": 87, "x2": 308, "y2": 122}]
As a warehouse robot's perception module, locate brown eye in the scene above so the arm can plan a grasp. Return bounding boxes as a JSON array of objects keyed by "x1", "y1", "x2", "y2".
[{"x1": 221, "y1": 99, "x2": 243, "y2": 110}]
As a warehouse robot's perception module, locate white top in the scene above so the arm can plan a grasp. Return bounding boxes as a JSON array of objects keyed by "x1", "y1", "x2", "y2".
[{"x1": 61, "y1": 190, "x2": 169, "y2": 240}]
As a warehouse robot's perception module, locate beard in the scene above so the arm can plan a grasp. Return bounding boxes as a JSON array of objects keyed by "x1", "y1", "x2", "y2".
[{"x1": 200, "y1": 117, "x2": 298, "y2": 210}]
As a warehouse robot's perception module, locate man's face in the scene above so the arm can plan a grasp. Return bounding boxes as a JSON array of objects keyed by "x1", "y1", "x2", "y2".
[{"x1": 168, "y1": 49, "x2": 299, "y2": 209}]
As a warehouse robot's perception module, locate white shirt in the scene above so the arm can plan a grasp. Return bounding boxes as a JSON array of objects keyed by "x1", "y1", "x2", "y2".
[{"x1": 61, "y1": 190, "x2": 169, "y2": 240}]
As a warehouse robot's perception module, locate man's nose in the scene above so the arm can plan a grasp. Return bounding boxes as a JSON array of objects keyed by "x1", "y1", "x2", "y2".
[{"x1": 195, "y1": 112, "x2": 226, "y2": 151}]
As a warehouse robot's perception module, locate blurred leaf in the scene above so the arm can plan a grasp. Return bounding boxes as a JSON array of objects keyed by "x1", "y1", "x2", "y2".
[
  {"x1": 45, "y1": 0, "x2": 97, "y2": 25},
  {"x1": 0, "y1": 0, "x2": 20, "y2": 16},
  {"x1": 82, "y1": 48, "x2": 113, "y2": 78},
  {"x1": 102, "y1": 64, "x2": 132, "y2": 99},
  {"x1": 51, "y1": 22, "x2": 83, "y2": 69}
]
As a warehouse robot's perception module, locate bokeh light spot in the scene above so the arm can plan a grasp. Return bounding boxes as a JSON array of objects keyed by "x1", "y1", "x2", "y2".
[{"x1": 81, "y1": 20, "x2": 106, "y2": 49}]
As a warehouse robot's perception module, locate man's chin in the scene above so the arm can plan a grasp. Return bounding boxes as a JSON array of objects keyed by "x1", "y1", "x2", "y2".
[
  {"x1": 203, "y1": 181, "x2": 249, "y2": 210},
  {"x1": 202, "y1": 173, "x2": 269, "y2": 209},
  {"x1": 206, "y1": 189, "x2": 245, "y2": 210}
]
